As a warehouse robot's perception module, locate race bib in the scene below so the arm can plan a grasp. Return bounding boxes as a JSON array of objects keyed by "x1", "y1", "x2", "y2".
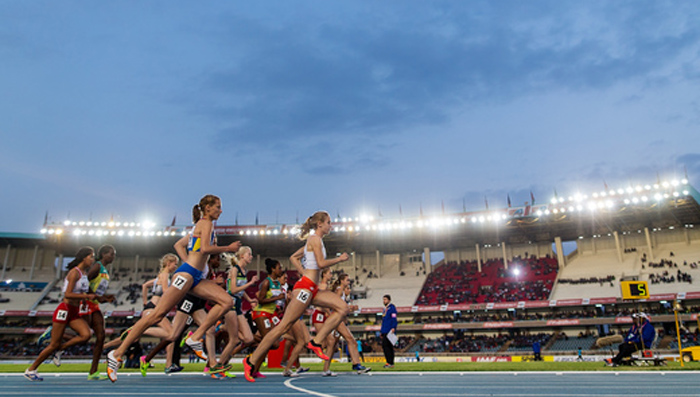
[
  {"x1": 180, "y1": 300, "x2": 193, "y2": 312},
  {"x1": 263, "y1": 318, "x2": 271, "y2": 329},
  {"x1": 95, "y1": 279, "x2": 109, "y2": 296},
  {"x1": 297, "y1": 290, "x2": 310, "y2": 304},
  {"x1": 173, "y1": 275, "x2": 188, "y2": 290},
  {"x1": 56, "y1": 310, "x2": 68, "y2": 321}
]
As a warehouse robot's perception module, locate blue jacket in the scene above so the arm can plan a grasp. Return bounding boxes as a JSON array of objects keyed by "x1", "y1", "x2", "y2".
[
  {"x1": 381, "y1": 303, "x2": 398, "y2": 334},
  {"x1": 624, "y1": 320, "x2": 655, "y2": 348}
]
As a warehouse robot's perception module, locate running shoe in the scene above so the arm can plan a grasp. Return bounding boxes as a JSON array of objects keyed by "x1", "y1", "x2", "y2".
[
  {"x1": 253, "y1": 371, "x2": 266, "y2": 379},
  {"x1": 106, "y1": 350, "x2": 121, "y2": 382},
  {"x1": 185, "y1": 336, "x2": 207, "y2": 360},
  {"x1": 87, "y1": 372, "x2": 108, "y2": 381},
  {"x1": 139, "y1": 355, "x2": 148, "y2": 377},
  {"x1": 224, "y1": 371, "x2": 236, "y2": 378},
  {"x1": 383, "y1": 363, "x2": 394, "y2": 368},
  {"x1": 352, "y1": 363, "x2": 371, "y2": 374},
  {"x1": 52, "y1": 350, "x2": 64, "y2": 367},
  {"x1": 214, "y1": 320, "x2": 223, "y2": 333},
  {"x1": 210, "y1": 372, "x2": 227, "y2": 380},
  {"x1": 283, "y1": 370, "x2": 299, "y2": 378},
  {"x1": 322, "y1": 370, "x2": 337, "y2": 377},
  {"x1": 295, "y1": 366, "x2": 310, "y2": 374},
  {"x1": 243, "y1": 356, "x2": 256, "y2": 383},
  {"x1": 23, "y1": 369, "x2": 43, "y2": 382},
  {"x1": 210, "y1": 363, "x2": 232, "y2": 374},
  {"x1": 180, "y1": 331, "x2": 193, "y2": 348},
  {"x1": 306, "y1": 340, "x2": 329, "y2": 361},
  {"x1": 37, "y1": 326, "x2": 52, "y2": 345},
  {"x1": 203, "y1": 366, "x2": 210, "y2": 375},
  {"x1": 165, "y1": 364, "x2": 184, "y2": 374}
]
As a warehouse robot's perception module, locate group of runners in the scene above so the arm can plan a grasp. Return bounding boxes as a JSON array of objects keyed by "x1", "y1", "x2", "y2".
[{"x1": 24, "y1": 194, "x2": 370, "y2": 382}]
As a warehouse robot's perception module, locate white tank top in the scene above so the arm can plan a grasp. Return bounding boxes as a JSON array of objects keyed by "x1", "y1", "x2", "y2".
[
  {"x1": 303, "y1": 240, "x2": 326, "y2": 270},
  {"x1": 62, "y1": 268, "x2": 89, "y2": 295}
]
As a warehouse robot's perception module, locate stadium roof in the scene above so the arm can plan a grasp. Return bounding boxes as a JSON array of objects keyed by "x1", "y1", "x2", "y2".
[{"x1": 25, "y1": 180, "x2": 700, "y2": 257}]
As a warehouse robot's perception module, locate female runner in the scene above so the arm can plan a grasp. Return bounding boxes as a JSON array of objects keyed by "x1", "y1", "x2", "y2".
[
  {"x1": 24, "y1": 247, "x2": 97, "y2": 381},
  {"x1": 251, "y1": 258, "x2": 286, "y2": 346},
  {"x1": 209, "y1": 247, "x2": 259, "y2": 377},
  {"x1": 243, "y1": 210, "x2": 350, "y2": 382},
  {"x1": 107, "y1": 194, "x2": 240, "y2": 382},
  {"x1": 320, "y1": 273, "x2": 370, "y2": 374},
  {"x1": 84, "y1": 245, "x2": 117, "y2": 380}
]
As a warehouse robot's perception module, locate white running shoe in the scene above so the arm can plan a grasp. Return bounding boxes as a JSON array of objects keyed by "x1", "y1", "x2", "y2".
[
  {"x1": 322, "y1": 370, "x2": 337, "y2": 377},
  {"x1": 52, "y1": 350, "x2": 64, "y2": 367},
  {"x1": 185, "y1": 337, "x2": 207, "y2": 360},
  {"x1": 106, "y1": 350, "x2": 121, "y2": 382}
]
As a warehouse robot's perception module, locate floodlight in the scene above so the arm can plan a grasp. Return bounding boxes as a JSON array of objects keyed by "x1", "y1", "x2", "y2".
[
  {"x1": 88, "y1": 230, "x2": 94, "y2": 236},
  {"x1": 535, "y1": 210, "x2": 542, "y2": 216},
  {"x1": 63, "y1": 220, "x2": 71, "y2": 226},
  {"x1": 110, "y1": 222, "x2": 116, "y2": 227},
  {"x1": 632, "y1": 197, "x2": 639, "y2": 204},
  {"x1": 40, "y1": 229, "x2": 47, "y2": 234},
  {"x1": 73, "y1": 229, "x2": 81, "y2": 236},
  {"x1": 79, "y1": 221, "x2": 85, "y2": 226},
  {"x1": 683, "y1": 190, "x2": 689, "y2": 195},
  {"x1": 635, "y1": 186, "x2": 642, "y2": 192},
  {"x1": 617, "y1": 189, "x2": 625, "y2": 195},
  {"x1": 641, "y1": 196, "x2": 648, "y2": 202},
  {"x1": 101, "y1": 222, "x2": 107, "y2": 227},
  {"x1": 558, "y1": 197, "x2": 565, "y2": 203},
  {"x1": 551, "y1": 198, "x2": 558, "y2": 204},
  {"x1": 672, "y1": 180, "x2": 679, "y2": 186},
  {"x1": 348, "y1": 226, "x2": 354, "y2": 232},
  {"x1": 86, "y1": 222, "x2": 92, "y2": 226},
  {"x1": 624, "y1": 199, "x2": 631, "y2": 204},
  {"x1": 682, "y1": 178, "x2": 688, "y2": 184},
  {"x1": 673, "y1": 192, "x2": 680, "y2": 197},
  {"x1": 72, "y1": 222, "x2": 77, "y2": 226}
]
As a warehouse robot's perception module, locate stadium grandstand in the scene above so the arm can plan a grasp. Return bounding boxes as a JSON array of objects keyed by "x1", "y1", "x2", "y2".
[{"x1": 2, "y1": 177, "x2": 700, "y2": 361}]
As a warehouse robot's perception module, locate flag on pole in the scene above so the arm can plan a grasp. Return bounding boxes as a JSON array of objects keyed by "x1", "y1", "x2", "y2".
[
  {"x1": 441, "y1": 200, "x2": 445, "y2": 215},
  {"x1": 530, "y1": 191, "x2": 536, "y2": 205},
  {"x1": 484, "y1": 196, "x2": 489, "y2": 210},
  {"x1": 420, "y1": 203, "x2": 424, "y2": 217},
  {"x1": 170, "y1": 215, "x2": 177, "y2": 226},
  {"x1": 507, "y1": 194, "x2": 512, "y2": 208},
  {"x1": 399, "y1": 205, "x2": 403, "y2": 217}
]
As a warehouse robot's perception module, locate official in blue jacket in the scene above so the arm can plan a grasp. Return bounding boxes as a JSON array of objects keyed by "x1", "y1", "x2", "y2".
[
  {"x1": 381, "y1": 294, "x2": 398, "y2": 368},
  {"x1": 608, "y1": 312, "x2": 655, "y2": 366}
]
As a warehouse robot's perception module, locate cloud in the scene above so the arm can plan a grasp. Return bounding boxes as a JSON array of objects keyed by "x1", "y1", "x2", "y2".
[{"x1": 169, "y1": 2, "x2": 700, "y2": 175}]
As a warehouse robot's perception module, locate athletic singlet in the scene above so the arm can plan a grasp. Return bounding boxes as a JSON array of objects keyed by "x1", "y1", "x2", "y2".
[
  {"x1": 88, "y1": 261, "x2": 110, "y2": 302},
  {"x1": 253, "y1": 277, "x2": 282, "y2": 314},
  {"x1": 303, "y1": 240, "x2": 326, "y2": 270},
  {"x1": 63, "y1": 268, "x2": 89, "y2": 295},
  {"x1": 187, "y1": 229, "x2": 217, "y2": 253},
  {"x1": 227, "y1": 264, "x2": 248, "y2": 298},
  {"x1": 152, "y1": 274, "x2": 171, "y2": 297},
  {"x1": 278, "y1": 282, "x2": 288, "y2": 312}
]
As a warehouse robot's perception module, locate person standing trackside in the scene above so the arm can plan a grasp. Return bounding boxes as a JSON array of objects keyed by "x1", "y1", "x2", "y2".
[{"x1": 381, "y1": 294, "x2": 397, "y2": 368}]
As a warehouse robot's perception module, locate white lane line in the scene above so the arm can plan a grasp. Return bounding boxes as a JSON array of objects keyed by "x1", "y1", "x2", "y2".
[{"x1": 284, "y1": 378, "x2": 337, "y2": 397}]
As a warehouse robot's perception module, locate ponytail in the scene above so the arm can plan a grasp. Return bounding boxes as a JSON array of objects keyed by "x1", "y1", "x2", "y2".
[
  {"x1": 192, "y1": 194, "x2": 220, "y2": 223},
  {"x1": 67, "y1": 246, "x2": 95, "y2": 270},
  {"x1": 299, "y1": 211, "x2": 330, "y2": 240}
]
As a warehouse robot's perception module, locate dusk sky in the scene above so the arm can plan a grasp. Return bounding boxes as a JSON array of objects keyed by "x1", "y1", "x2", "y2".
[{"x1": 1, "y1": 1, "x2": 699, "y2": 233}]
